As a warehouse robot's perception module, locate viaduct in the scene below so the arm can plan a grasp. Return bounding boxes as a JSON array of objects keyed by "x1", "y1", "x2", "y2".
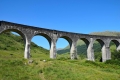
[{"x1": 0, "y1": 21, "x2": 120, "y2": 62}]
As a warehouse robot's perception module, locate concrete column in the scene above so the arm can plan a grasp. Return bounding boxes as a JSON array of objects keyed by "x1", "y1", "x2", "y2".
[
  {"x1": 0, "y1": 30, "x2": 2, "y2": 33},
  {"x1": 87, "y1": 38, "x2": 94, "y2": 61},
  {"x1": 87, "y1": 44, "x2": 94, "y2": 61},
  {"x1": 101, "y1": 45, "x2": 111, "y2": 62},
  {"x1": 0, "y1": 28, "x2": 4, "y2": 34},
  {"x1": 117, "y1": 44, "x2": 120, "y2": 51},
  {"x1": 107, "y1": 47, "x2": 111, "y2": 60},
  {"x1": 50, "y1": 39, "x2": 57, "y2": 59},
  {"x1": 24, "y1": 38, "x2": 31, "y2": 59},
  {"x1": 70, "y1": 40, "x2": 77, "y2": 59}
]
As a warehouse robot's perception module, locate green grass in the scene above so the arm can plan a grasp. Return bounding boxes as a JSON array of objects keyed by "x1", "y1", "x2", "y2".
[
  {"x1": 0, "y1": 53, "x2": 120, "y2": 80},
  {"x1": 0, "y1": 49, "x2": 120, "y2": 80},
  {"x1": 0, "y1": 32, "x2": 120, "y2": 80}
]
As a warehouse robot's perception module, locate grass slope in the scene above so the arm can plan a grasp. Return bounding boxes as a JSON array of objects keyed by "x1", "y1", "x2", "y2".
[
  {"x1": 0, "y1": 32, "x2": 49, "y2": 59},
  {"x1": 0, "y1": 32, "x2": 120, "y2": 80},
  {"x1": 0, "y1": 58, "x2": 120, "y2": 80}
]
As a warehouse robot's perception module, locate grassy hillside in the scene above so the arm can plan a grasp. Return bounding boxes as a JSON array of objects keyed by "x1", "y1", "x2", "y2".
[
  {"x1": 0, "y1": 32, "x2": 49, "y2": 59},
  {"x1": 1, "y1": 58, "x2": 120, "y2": 80},
  {"x1": 0, "y1": 31, "x2": 120, "y2": 80}
]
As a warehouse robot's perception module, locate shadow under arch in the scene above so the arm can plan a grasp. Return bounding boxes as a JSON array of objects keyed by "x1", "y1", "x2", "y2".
[
  {"x1": 59, "y1": 36, "x2": 72, "y2": 47},
  {"x1": 96, "y1": 39, "x2": 104, "y2": 47},
  {"x1": 80, "y1": 38, "x2": 89, "y2": 46},
  {"x1": 0, "y1": 29, "x2": 26, "y2": 43},
  {"x1": 110, "y1": 40, "x2": 119, "y2": 48},
  {"x1": 77, "y1": 38, "x2": 89, "y2": 59},
  {"x1": 109, "y1": 40, "x2": 120, "y2": 60},
  {"x1": 93, "y1": 39, "x2": 104, "y2": 62}
]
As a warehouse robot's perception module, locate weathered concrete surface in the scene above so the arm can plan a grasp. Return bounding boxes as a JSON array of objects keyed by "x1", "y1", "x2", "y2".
[
  {"x1": 50, "y1": 34, "x2": 57, "y2": 59},
  {"x1": 24, "y1": 36, "x2": 31, "y2": 59},
  {"x1": 0, "y1": 21, "x2": 120, "y2": 62},
  {"x1": 87, "y1": 38, "x2": 95, "y2": 61},
  {"x1": 70, "y1": 39, "x2": 78, "y2": 59}
]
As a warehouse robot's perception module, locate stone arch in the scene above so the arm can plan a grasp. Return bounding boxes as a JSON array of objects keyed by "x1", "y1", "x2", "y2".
[
  {"x1": 109, "y1": 39, "x2": 120, "y2": 60},
  {"x1": 109, "y1": 40, "x2": 119, "y2": 48},
  {"x1": 58, "y1": 36, "x2": 72, "y2": 47},
  {"x1": 30, "y1": 32, "x2": 52, "y2": 58},
  {"x1": 0, "y1": 29, "x2": 26, "y2": 43},
  {"x1": 95, "y1": 39, "x2": 104, "y2": 47},
  {"x1": 0, "y1": 28, "x2": 26, "y2": 58},
  {"x1": 93, "y1": 39, "x2": 105, "y2": 62},
  {"x1": 32, "y1": 33, "x2": 52, "y2": 48},
  {"x1": 77, "y1": 38, "x2": 89, "y2": 59},
  {"x1": 56, "y1": 36, "x2": 72, "y2": 58},
  {"x1": 80, "y1": 38, "x2": 90, "y2": 46}
]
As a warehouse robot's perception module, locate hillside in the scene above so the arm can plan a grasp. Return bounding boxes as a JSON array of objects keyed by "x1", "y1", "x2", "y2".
[
  {"x1": 0, "y1": 32, "x2": 49, "y2": 59},
  {"x1": 0, "y1": 31, "x2": 120, "y2": 80},
  {"x1": 57, "y1": 31, "x2": 120, "y2": 60},
  {"x1": 90, "y1": 31, "x2": 120, "y2": 36}
]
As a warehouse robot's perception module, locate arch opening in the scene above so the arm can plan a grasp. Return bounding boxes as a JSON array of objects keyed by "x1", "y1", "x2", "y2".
[
  {"x1": 110, "y1": 40, "x2": 119, "y2": 48},
  {"x1": 57, "y1": 36, "x2": 72, "y2": 59},
  {"x1": 30, "y1": 33, "x2": 51, "y2": 59},
  {"x1": 110, "y1": 40, "x2": 120, "y2": 60},
  {"x1": 1, "y1": 29, "x2": 26, "y2": 42},
  {"x1": 77, "y1": 38, "x2": 89, "y2": 60},
  {"x1": 93, "y1": 39, "x2": 104, "y2": 62},
  {"x1": 0, "y1": 30, "x2": 25, "y2": 59}
]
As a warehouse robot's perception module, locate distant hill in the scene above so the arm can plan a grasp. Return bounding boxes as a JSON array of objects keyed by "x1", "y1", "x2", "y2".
[{"x1": 90, "y1": 31, "x2": 120, "y2": 36}]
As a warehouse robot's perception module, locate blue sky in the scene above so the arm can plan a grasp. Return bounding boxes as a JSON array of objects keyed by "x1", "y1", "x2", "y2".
[{"x1": 0, "y1": 0, "x2": 120, "y2": 49}]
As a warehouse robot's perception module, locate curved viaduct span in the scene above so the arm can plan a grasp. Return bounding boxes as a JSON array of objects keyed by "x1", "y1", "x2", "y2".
[{"x1": 0, "y1": 21, "x2": 120, "y2": 62}]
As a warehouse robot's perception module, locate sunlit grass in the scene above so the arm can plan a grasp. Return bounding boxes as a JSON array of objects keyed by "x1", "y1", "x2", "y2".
[
  {"x1": 0, "y1": 51, "x2": 120, "y2": 80},
  {"x1": 0, "y1": 32, "x2": 120, "y2": 80}
]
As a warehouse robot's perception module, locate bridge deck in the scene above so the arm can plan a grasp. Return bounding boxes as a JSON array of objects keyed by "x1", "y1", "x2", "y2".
[{"x1": 0, "y1": 20, "x2": 120, "y2": 39}]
